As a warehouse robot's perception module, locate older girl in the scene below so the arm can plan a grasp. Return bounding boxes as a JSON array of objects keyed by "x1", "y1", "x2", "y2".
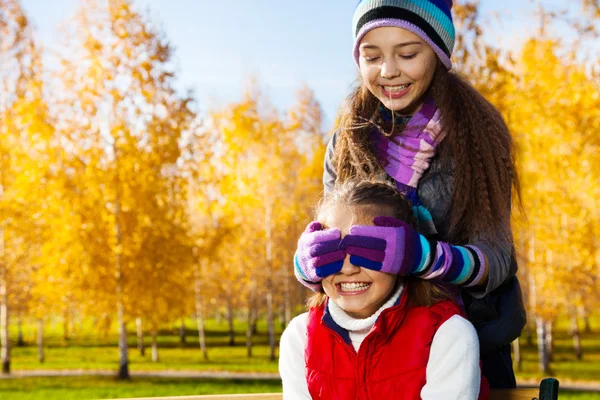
[{"x1": 294, "y1": 0, "x2": 526, "y2": 389}]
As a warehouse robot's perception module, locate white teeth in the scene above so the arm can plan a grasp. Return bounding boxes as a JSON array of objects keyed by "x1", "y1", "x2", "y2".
[
  {"x1": 339, "y1": 282, "x2": 371, "y2": 292},
  {"x1": 384, "y1": 84, "x2": 409, "y2": 92}
]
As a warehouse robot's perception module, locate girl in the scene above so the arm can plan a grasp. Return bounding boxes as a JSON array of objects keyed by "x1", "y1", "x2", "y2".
[
  {"x1": 294, "y1": 0, "x2": 526, "y2": 389},
  {"x1": 281, "y1": 180, "x2": 488, "y2": 399}
]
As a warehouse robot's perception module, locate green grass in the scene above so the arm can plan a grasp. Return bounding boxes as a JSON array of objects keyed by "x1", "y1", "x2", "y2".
[
  {"x1": 0, "y1": 376, "x2": 282, "y2": 400},
  {"x1": 513, "y1": 316, "x2": 600, "y2": 382},
  {"x1": 9, "y1": 318, "x2": 282, "y2": 373},
  {"x1": 1, "y1": 315, "x2": 599, "y2": 399},
  {"x1": 559, "y1": 392, "x2": 600, "y2": 400}
]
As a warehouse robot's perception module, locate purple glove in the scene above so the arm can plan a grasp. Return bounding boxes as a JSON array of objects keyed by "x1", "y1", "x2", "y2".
[
  {"x1": 342, "y1": 216, "x2": 423, "y2": 275},
  {"x1": 371, "y1": 100, "x2": 445, "y2": 196},
  {"x1": 294, "y1": 221, "x2": 346, "y2": 291}
]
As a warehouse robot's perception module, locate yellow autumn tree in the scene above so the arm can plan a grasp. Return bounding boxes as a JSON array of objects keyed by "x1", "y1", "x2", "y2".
[
  {"x1": 0, "y1": 0, "x2": 55, "y2": 374},
  {"x1": 47, "y1": 0, "x2": 196, "y2": 378}
]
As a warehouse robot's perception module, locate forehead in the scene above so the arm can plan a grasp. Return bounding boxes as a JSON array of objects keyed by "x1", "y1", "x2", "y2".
[
  {"x1": 318, "y1": 204, "x2": 392, "y2": 235},
  {"x1": 360, "y1": 26, "x2": 423, "y2": 48}
]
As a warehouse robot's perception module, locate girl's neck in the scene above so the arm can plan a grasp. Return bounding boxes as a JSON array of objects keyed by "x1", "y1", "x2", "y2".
[{"x1": 328, "y1": 282, "x2": 405, "y2": 332}]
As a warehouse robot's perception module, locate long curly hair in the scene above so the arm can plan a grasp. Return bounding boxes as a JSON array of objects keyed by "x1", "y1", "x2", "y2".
[
  {"x1": 307, "y1": 179, "x2": 452, "y2": 309},
  {"x1": 333, "y1": 62, "x2": 519, "y2": 244}
]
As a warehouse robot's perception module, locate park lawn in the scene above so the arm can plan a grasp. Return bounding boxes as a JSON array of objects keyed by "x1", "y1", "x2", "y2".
[
  {"x1": 514, "y1": 320, "x2": 600, "y2": 382},
  {"x1": 3, "y1": 315, "x2": 599, "y2": 400},
  {"x1": 10, "y1": 318, "x2": 283, "y2": 373},
  {"x1": 9, "y1": 316, "x2": 600, "y2": 381},
  {"x1": 0, "y1": 376, "x2": 282, "y2": 400}
]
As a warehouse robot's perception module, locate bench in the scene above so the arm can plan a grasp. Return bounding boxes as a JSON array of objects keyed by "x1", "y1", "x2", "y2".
[{"x1": 116, "y1": 378, "x2": 560, "y2": 400}]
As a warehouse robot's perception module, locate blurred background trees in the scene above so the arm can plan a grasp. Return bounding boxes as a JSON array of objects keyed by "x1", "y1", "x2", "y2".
[{"x1": 0, "y1": 0, "x2": 598, "y2": 378}]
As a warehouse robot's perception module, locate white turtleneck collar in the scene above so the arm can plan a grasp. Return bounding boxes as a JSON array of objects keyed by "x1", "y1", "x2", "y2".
[{"x1": 327, "y1": 281, "x2": 404, "y2": 350}]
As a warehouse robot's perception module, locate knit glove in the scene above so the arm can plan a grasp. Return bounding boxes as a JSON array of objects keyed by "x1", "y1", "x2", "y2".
[
  {"x1": 371, "y1": 101, "x2": 445, "y2": 201},
  {"x1": 343, "y1": 216, "x2": 424, "y2": 275},
  {"x1": 293, "y1": 221, "x2": 346, "y2": 291},
  {"x1": 344, "y1": 216, "x2": 488, "y2": 286}
]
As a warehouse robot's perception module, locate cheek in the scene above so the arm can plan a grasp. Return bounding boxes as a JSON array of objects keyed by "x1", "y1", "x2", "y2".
[
  {"x1": 403, "y1": 56, "x2": 436, "y2": 82},
  {"x1": 374, "y1": 274, "x2": 397, "y2": 294},
  {"x1": 321, "y1": 279, "x2": 336, "y2": 297},
  {"x1": 403, "y1": 64, "x2": 429, "y2": 83},
  {"x1": 360, "y1": 65, "x2": 379, "y2": 85}
]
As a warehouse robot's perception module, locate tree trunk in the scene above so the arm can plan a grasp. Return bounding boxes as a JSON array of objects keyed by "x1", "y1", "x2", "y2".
[
  {"x1": 226, "y1": 297, "x2": 235, "y2": 347},
  {"x1": 116, "y1": 302, "x2": 129, "y2": 379},
  {"x1": 193, "y1": 257, "x2": 208, "y2": 360},
  {"x1": 136, "y1": 317, "x2": 145, "y2": 357},
  {"x1": 512, "y1": 338, "x2": 521, "y2": 372},
  {"x1": 63, "y1": 308, "x2": 70, "y2": 342},
  {"x1": 246, "y1": 279, "x2": 257, "y2": 358},
  {"x1": 17, "y1": 317, "x2": 24, "y2": 347},
  {"x1": 536, "y1": 317, "x2": 551, "y2": 375},
  {"x1": 151, "y1": 330, "x2": 159, "y2": 362},
  {"x1": 265, "y1": 202, "x2": 276, "y2": 362},
  {"x1": 583, "y1": 313, "x2": 592, "y2": 333},
  {"x1": 113, "y1": 150, "x2": 129, "y2": 380},
  {"x1": 179, "y1": 319, "x2": 186, "y2": 345},
  {"x1": 570, "y1": 312, "x2": 583, "y2": 360},
  {"x1": 526, "y1": 322, "x2": 534, "y2": 346},
  {"x1": 283, "y1": 258, "x2": 291, "y2": 327},
  {"x1": 579, "y1": 305, "x2": 592, "y2": 333},
  {"x1": 545, "y1": 320, "x2": 553, "y2": 363},
  {"x1": 37, "y1": 318, "x2": 44, "y2": 363},
  {"x1": 0, "y1": 223, "x2": 10, "y2": 374},
  {"x1": 0, "y1": 273, "x2": 9, "y2": 374},
  {"x1": 526, "y1": 248, "x2": 537, "y2": 348},
  {"x1": 246, "y1": 308, "x2": 254, "y2": 358},
  {"x1": 251, "y1": 316, "x2": 258, "y2": 336}
]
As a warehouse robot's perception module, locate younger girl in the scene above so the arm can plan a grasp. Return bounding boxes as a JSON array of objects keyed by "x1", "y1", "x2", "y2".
[{"x1": 280, "y1": 180, "x2": 488, "y2": 400}]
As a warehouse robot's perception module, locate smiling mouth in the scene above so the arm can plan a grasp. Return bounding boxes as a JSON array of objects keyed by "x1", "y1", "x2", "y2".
[
  {"x1": 336, "y1": 282, "x2": 372, "y2": 293},
  {"x1": 382, "y1": 84, "x2": 410, "y2": 92},
  {"x1": 380, "y1": 83, "x2": 411, "y2": 100}
]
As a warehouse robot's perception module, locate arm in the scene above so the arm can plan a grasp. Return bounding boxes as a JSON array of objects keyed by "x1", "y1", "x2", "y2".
[
  {"x1": 279, "y1": 313, "x2": 312, "y2": 400},
  {"x1": 421, "y1": 315, "x2": 481, "y2": 400},
  {"x1": 414, "y1": 233, "x2": 513, "y2": 298}
]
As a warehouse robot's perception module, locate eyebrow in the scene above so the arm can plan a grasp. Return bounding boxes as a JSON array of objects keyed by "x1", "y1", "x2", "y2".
[{"x1": 360, "y1": 41, "x2": 423, "y2": 50}]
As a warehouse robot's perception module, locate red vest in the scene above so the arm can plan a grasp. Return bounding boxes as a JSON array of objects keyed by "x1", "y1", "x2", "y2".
[{"x1": 305, "y1": 290, "x2": 489, "y2": 400}]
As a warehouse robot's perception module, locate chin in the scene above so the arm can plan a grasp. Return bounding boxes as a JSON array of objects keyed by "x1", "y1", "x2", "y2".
[{"x1": 380, "y1": 98, "x2": 413, "y2": 113}]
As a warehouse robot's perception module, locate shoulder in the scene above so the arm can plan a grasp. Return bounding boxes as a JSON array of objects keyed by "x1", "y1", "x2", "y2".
[
  {"x1": 325, "y1": 130, "x2": 340, "y2": 157},
  {"x1": 427, "y1": 299, "x2": 464, "y2": 321},
  {"x1": 280, "y1": 312, "x2": 310, "y2": 349},
  {"x1": 433, "y1": 314, "x2": 479, "y2": 351}
]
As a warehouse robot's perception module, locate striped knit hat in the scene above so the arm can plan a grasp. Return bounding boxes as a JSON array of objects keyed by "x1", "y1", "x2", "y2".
[{"x1": 352, "y1": 0, "x2": 455, "y2": 70}]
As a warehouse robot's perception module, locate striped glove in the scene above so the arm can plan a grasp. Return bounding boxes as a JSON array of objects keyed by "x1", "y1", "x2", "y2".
[
  {"x1": 343, "y1": 216, "x2": 423, "y2": 275},
  {"x1": 293, "y1": 221, "x2": 346, "y2": 292},
  {"x1": 344, "y1": 216, "x2": 488, "y2": 286}
]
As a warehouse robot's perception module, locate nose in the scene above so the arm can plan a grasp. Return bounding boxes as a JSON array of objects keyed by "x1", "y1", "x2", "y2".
[
  {"x1": 339, "y1": 254, "x2": 361, "y2": 275},
  {"x1": 380, "y1": 57, "x2": 400, "y2": 80}
]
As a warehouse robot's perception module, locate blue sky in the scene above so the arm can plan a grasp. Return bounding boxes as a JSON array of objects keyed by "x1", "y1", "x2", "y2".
[{"x1": 21, "y1": 0, "x2": 545, "y2": 130}]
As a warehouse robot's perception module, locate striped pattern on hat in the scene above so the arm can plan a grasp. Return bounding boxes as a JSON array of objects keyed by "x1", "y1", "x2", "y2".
[{"x1": 352, "y1": 0, "x2": 455, "y2": 70}]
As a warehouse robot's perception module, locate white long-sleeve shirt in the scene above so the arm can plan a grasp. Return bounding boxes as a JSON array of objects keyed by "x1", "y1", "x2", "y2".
[{"x1": 279, "y1": 285, "x2": 481, "y2": 400}]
